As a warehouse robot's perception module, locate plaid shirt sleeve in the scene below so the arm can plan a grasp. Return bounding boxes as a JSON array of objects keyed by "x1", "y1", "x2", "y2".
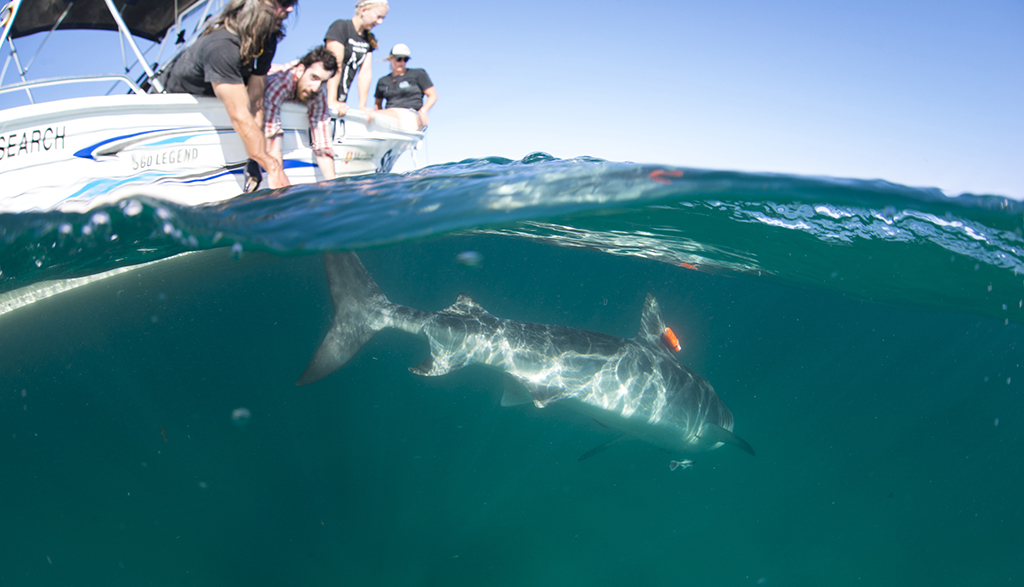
[
  {"x1": 263, "y1": 64, "x2": 296, "y2": 140},
  {"x1": 308, "y1": 90, "x2": 334, "y2": 158}
]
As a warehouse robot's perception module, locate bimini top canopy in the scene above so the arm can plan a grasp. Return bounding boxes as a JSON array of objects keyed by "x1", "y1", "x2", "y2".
[{"x1": 7, "y1": 0, "x2": 207, "y2": 43}]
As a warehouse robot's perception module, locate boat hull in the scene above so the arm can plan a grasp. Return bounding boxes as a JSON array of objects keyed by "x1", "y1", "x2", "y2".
[{"x1": 0, "y1": 93, "x2": 421, "y2": 213}]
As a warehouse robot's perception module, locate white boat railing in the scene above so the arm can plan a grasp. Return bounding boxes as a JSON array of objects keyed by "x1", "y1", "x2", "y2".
[{"x1": 0, "y1": 74, "x2": 143, "y2": 95}]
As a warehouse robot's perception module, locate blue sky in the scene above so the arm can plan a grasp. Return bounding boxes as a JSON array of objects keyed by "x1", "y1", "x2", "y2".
[{"x1": 4, "y1": 0, "x2": 1022, "y2": 197}]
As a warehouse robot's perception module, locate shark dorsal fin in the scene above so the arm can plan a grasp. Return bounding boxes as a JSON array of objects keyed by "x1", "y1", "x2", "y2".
[
  {"x1": 636, "y1": 293, "x2": 667, "y2": 344},
  {"x1": 445, "y1": 293, "x2": 490, "y2": 317}
]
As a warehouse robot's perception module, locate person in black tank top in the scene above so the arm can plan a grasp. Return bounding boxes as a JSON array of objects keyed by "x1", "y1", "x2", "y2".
[{"x1": 323, "y1": 0, "x2": 389, "y2": 117}]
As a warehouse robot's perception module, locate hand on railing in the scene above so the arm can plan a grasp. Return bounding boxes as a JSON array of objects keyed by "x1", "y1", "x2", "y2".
[{"x1": 329, "y1": 103, "x2": 348, "y2": 118}]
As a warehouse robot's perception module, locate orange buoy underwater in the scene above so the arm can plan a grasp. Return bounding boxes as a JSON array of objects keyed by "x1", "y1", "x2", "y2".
[{"x1": 661, "y1": 327, "x2": 681, "y2": 352}]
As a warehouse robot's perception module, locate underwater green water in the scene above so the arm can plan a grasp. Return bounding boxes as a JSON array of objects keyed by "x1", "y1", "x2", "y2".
[{"x1": 2, "y1": 234, "x2": 1020, "y2": 586}]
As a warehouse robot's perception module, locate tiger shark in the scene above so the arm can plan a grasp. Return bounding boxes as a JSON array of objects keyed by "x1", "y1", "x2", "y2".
[{"x1": 297, "y1": 253, "x2": 755, "y2": 461}]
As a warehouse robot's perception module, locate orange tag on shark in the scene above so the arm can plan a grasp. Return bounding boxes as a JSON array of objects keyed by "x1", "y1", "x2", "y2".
[
  {"x1": 661, "y1": 327, "x2": 681, "y2": 352},
  {"x1": 650, "y1": 169, "x2": 684, "y2": 184}
]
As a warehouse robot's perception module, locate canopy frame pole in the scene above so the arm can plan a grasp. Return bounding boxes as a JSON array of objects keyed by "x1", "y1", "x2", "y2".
[
  {"x1": 191, "y1": 0, "x2": 215, "y2": 36},
  {"x1": 0, "y1": 0, "x2": 24, "y2": 51},
  {"x1": 0, "y1": 0, "x2": 25, "y2": 98},
  {"x1": 103, "y1": 0, "x2": 163, "y2": 92},
  {"x1": 150, "y1": 0, "x2": 180, "y2": 66},
  {"x1": 23, "y1": 1, "x2": 74, "y2": 74},
  {"x1": 5, "y1": 36, "x2": 31, "y2": 102},
  {"x1": 104, "y1": 40, "x2": 158, "y2": 95},
  {"x1": 105, "y1": 0, "x2": 219, "y2": 95}
]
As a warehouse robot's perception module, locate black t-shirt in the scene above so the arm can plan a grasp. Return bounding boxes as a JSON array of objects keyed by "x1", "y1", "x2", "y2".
[
  {"x1": 374, "y1": 69, "x2": 433, "y2": 110},
  {"x1": 323, "y1": 19, "x2": 372, "y2": 101},
  {"x1": 165, "y1": 27, "x2": 277, "y2": 96}
]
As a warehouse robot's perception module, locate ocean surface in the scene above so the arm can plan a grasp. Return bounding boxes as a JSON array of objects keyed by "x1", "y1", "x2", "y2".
[{"x1": 1, "y1": 154, "x2": 1022, "y2": 586}]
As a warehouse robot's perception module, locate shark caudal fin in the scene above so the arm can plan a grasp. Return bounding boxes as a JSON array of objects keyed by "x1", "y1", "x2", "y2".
[{"x1": 296, "y1": 253, "x2": 391, "y2": 386}]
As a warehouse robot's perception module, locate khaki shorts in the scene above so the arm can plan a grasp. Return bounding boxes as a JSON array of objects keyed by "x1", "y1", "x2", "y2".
[{"x1": 372, "y1": 108, "x2": 421, "y2": 132}]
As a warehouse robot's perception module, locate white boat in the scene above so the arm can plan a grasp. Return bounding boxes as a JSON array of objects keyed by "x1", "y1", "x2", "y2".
[{"x1": 0, "y1": 0, "x2": 423, "y2": 214}]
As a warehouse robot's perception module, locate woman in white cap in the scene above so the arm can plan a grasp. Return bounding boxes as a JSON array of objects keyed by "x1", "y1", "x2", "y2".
[
  {"x1": 323, "y1": 0, "x2": 388, "y2": 116},
  {"x1": 374, "y1": 43, "x2": 437, "y2": 130}
]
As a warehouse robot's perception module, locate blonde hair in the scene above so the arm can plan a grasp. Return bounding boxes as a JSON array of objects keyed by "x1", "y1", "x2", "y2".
[
  {"x1": 353, "y1": 0, "x2": 386, "y2": 50},
  {"x1": 204, "y1": 0, "x2": 286, "y2": 62}
]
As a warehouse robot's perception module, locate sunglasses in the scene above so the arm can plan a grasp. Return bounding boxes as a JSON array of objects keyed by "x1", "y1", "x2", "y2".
[
  {"x1": 393, "y1": 56, "x2": 409, "y2": 62},
  {"x1": 278, "y1": 0, "x2": 297, "y2": 7}
]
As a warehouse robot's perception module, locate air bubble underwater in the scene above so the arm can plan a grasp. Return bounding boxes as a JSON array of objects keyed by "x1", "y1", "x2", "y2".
[
  {"x1": 231, "y1": 407, "x2": 251, "y2": 427},
  {"x1": 121, "y1": 199, "x2": 143, "y2": 217},
  {"x1": 455, "y1": 250, "x2": 483, "y2": 268}
]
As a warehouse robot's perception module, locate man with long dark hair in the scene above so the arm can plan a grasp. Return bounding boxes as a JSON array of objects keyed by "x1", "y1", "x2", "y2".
[{"x1": 164, "y1": 0, "x2": 296, "y2": 189}]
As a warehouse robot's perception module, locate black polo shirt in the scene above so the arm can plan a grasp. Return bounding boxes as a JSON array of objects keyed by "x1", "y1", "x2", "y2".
[{"x1": 374, "y1": 68, "x2": 433, "y2": 110}]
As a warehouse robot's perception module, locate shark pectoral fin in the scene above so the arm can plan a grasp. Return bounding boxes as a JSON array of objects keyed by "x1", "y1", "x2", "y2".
[
  {"x1": 500, "y1": 373, "x2": 534, "y2": 407},
  {"x1": 699, "y1": 423, "x2": 756, "y2": 457},
  {"x1": 578, "y1": 435, "x2": 626, "y2": 461},
  {"x1": 499, "y1": 375, "x2": 564, "y2": 408}
]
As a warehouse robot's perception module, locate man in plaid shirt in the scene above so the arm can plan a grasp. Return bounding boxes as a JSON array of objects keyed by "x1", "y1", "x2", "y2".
[{"x1": 264, "y1": 46, "x2": 339, "y2": 181}]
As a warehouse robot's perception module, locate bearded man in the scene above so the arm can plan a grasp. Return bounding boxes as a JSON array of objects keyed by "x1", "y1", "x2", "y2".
[{"x1": 263, "y1": 46, "x2": 339, "y2": 182}]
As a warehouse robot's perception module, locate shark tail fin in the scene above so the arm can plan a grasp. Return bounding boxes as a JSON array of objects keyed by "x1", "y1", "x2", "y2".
[{"x1": 296, "y1": 253, "x2": 391, "y2": 386}]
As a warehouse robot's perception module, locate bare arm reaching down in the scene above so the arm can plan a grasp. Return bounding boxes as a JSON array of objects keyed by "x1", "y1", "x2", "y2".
[{"x1": 213, "y1": 81, "x2": 289, "y2": 189}]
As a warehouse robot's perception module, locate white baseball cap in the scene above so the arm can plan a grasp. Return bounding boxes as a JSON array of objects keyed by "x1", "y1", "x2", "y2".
[{"x1": 390, "y1": 43, "x2": 411, "y2": 58}]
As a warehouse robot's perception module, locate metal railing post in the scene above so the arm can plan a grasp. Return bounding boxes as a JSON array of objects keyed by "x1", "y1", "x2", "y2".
[{"x1": 103, "y1": 0, "x2": 163, "y2": 92}]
